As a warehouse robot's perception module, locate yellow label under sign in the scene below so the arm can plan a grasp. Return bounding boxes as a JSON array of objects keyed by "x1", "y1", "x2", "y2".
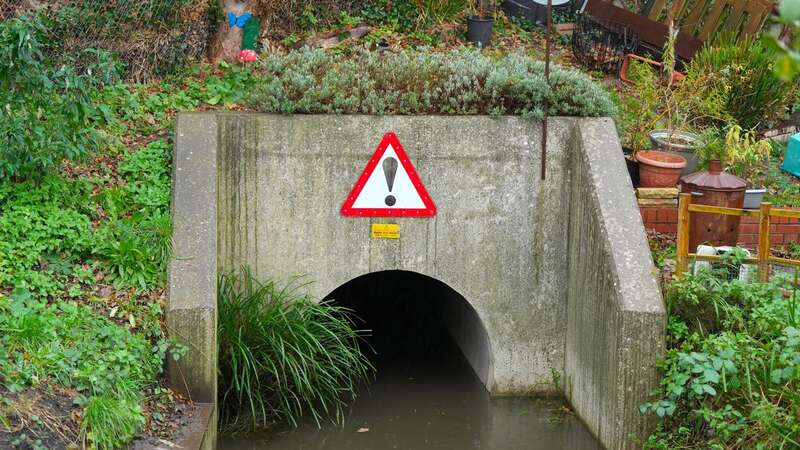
[{"x1": 371, "y1": 223, "x2": 400, "y2": 239}]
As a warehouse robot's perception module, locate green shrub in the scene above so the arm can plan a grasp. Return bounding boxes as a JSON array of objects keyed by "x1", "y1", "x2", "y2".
[
  {"x1": 678, "y1": 36, "x2": 797, "y2": 130},
  {"x1": 642, "y1": 252, "x2": 800, "y2": 449},
  {"x1": 117, "y1": 139, "x2": 172, "y2": 212},
  {"x1": 246, "y1": 48, "x2": 617, "y2": 119},
  {"x1": 80, "y1": 385, "x2": 146, "y2": 450},
  {"x1": 95, "y1": 212, "x2": 171, "y2": 290},
  {"x1": 0, "y1": 15, "x2": 118, "y2": 181},
  {"x1": 217, "y1": 268, "x2": 373, "y2": 429},
  {"x1": 362, "y1": 0, "x2": 419, "y2": 31}
]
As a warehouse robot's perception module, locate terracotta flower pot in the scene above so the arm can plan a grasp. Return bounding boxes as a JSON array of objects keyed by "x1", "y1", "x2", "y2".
[{"x1": 636, "y1": 150, "x2": 687, "y2": 187}]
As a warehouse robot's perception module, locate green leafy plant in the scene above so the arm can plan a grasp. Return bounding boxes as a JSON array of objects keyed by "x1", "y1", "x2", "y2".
[
  {"x1": 0, "y1": 294, "x2": 164, "y2": 449},
  {"x1": 723, "y1": 126, "x2": 772, "y2": 178},
  {"x1": 0, "y1": 15, "x2": 117, "y2": 181},
  {"x1": 642, "y1": 252, "x2": 800, "y2": 449},
  {"x1": 695, "y1": 128, "x2": 725, "y2": 163},
  {"x1": 217, "y1": 268, "x2": 373, "y2": 429},
  {"x1": 764, "y1": 0, "x2": 800, "y2": 80},
  {"x1": 361, "y1": 0, "x2": 420, "y2": 32},
  {"x1": 696, "y1": 126, "x2": 772, "y2": 178},
  {"x1": 0, "y1": 176, "x2": 96, "y2": 296}
]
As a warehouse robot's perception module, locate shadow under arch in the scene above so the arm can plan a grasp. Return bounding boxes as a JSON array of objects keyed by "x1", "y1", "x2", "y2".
[{"x1": 323, "y1": 270, "x2": 493, "y2": 389}]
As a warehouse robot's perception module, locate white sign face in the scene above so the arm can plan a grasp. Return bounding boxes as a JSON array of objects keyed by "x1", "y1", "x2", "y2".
[
  {"x1": 351, "y1": 144, "x2": 426, "y2": 210},
  {"x1": 341, "y1": 132, "x2": 436, "y2": 217}
]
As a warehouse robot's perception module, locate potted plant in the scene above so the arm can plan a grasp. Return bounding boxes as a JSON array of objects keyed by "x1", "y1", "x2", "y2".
[
  {"x1": 649, "y1": 129, "x2": 702, "y2": 174},
  {"x1": 467, "y1": 0, "x2": 494, "y2": 47},
  {"x1": 695, "y1": 126, "x2": 772, "y2": 209},
  {"x1": 636, "y1": 149, "x2": 687, "y2": 187}
]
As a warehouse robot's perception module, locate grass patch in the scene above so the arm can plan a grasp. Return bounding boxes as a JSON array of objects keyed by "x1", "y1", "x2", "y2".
[{"x1": 218, "y1": 268, "x2": 373, "y2": 430}]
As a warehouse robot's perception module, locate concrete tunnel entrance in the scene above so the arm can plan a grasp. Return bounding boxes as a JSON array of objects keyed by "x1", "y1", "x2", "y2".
[{"x1": 323, "y1": 270, "x2": 492, "y2": 389}]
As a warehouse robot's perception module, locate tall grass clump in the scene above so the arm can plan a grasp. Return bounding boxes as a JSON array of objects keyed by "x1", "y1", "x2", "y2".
[
  {"x1": 246, "y1": 48, "x2": 617, "y2": 119},
  {"x1": 677, "y1": 35, "x2": 797, "y2": 130},
  {"x1": 218, "y1": 268, "x2": 373, "y2": 429}
]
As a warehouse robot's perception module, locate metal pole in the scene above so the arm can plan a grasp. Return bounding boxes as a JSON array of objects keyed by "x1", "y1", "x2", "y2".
[{"x1": 541, "y1": 0, "x2": 552, "y2": 180}]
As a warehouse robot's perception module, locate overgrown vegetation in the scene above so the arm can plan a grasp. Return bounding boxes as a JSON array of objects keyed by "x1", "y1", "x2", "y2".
[
  {"x1": 0, "y1": 294, "x2": 172, "y2": 448},
  {"x1": 247, "y1": 48, "x2": 616, "y2": 118},
  {"x1": 619, "y1": 35, "x2": 797, "y2": 150},
  {"x1": 680, "y1": 36, "x2": 797, "y2": 130},
  {"x1": 0, "y1": 0, "x2": 212, "y2": 81},
  {"x1": 642, "y1": 252, "x2": 800, "y2": 449},
  {"x1": 217, "y1": 269, "x2": 373, "y2": 430},
  {"x1": 0, "y1": 15, "x2": 117, "y2": 181}
]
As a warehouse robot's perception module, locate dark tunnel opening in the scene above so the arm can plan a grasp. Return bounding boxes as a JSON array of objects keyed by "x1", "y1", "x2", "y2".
[{"x1": 323, "y1": 270, "x2": 491, "y2": 390}]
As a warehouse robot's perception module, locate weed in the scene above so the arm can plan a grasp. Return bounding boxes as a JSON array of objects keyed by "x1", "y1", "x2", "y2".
[
  {"x1": 0, "y1": 294, "x2": 167, "y2": 448},
  {"x1": 642, "y1": 251, "x2": 800, "y2": 448},
  {"x1": 80, "y1": 385, "x2": 145, "y2": 449},
  {"x1": 0, "y1": 15, "x2": 118, "y2": 181},
  {"x1": 217, "y1": 268, "x2": 373, "y2": 430}
]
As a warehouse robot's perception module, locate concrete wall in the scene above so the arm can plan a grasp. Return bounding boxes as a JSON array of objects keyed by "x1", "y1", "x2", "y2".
[
  {"x1": 215, "y1": 114, "x2": 573, "y2": 394},
  {"x1": 564, "y1": 119, "x2": 666, "y2": 449},
  {"x1": 169, "y1": 113, "x2": 665, "y2": 450},
  {"x1": 168, "y1": 114, "x2": 219, "y2": 450}
]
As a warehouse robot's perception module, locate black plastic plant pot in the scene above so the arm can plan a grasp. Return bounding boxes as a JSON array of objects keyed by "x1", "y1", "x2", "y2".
[
  {"x1": 467, "y1": 16, "x2": 494, "y2": 47},
  {"x1": 623, "y1": 146, "x2": 640, "y2": 187}
]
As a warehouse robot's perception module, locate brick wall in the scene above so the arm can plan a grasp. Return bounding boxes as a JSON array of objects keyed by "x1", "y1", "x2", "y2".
[{"x1": 640, "y1": 206, "x2": 800, "y2": 247}]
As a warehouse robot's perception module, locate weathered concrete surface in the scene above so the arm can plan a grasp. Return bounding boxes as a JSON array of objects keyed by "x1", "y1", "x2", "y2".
[
  {"x1": 169, "y1": 113, "x2": 665, "y2": 450},
  {"x1": 168, "y1": 114, "x2": 218, "y2": 448},
  {"x1": 564, "y1": 119, "x2": 666, "y2": 449},
  {"x1": 215, "y1": 114, "x2": 573, "y2": 394}
]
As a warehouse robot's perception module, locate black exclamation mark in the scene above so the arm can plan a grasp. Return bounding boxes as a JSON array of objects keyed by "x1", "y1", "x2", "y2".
[{"x1": 383, "y1": 157, "x2": 398, "y2": 206}]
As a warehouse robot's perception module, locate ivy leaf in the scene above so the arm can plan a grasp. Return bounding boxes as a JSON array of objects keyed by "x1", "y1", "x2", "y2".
[
  {"x1": 207, "y1": 94, "x2": 222, "y2": 105},
  {"x1": 704, "y1": 369, "x2": 720, "y2": 384}
]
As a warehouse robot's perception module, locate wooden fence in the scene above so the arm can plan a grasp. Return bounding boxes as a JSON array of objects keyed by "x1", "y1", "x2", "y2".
[
  {"x1": 676, "y1": 192, "x2": 800, "y2": 280},
  {"x1": 645, "y1": 0, "x2": 773, "y2": 43}
]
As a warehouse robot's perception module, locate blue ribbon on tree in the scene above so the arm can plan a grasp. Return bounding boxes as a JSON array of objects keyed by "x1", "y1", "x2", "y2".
[{"x1": 227, "y1": 12, "x2": 252, "y2": 28}]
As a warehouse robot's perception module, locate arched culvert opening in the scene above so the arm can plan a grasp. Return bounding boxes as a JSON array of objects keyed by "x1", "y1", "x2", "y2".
[{"x1": 324, "y1": 270, "x2": 492, "y2": 390}]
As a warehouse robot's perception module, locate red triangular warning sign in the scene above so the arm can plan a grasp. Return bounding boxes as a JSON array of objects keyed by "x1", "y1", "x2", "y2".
[{"x1": 341, "y1": 132, "x2": 436, "y2": 217}]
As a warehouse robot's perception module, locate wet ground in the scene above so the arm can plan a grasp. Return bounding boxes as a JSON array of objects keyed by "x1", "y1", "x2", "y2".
[{"x1": 219, "y1": 271, "x2": 603, "y2": 450}]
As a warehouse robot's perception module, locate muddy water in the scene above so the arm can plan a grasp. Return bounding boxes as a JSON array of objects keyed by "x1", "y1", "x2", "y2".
[
  {"x1": 219, "y1": 272, "x2": 603, "y2": 450},
  {"x1": 218, "y1": 341, "x2": 602, "y2": 450}
]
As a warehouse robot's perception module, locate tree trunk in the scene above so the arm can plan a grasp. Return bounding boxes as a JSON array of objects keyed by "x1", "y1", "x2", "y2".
[{"x1": 208, "y1": 0, "x2": 256, "y2": 62}]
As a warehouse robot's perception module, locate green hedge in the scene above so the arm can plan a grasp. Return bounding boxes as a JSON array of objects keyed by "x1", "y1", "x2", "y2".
[{"x1": 246, "y1": 48, "x2": 617, "y2": 119}]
